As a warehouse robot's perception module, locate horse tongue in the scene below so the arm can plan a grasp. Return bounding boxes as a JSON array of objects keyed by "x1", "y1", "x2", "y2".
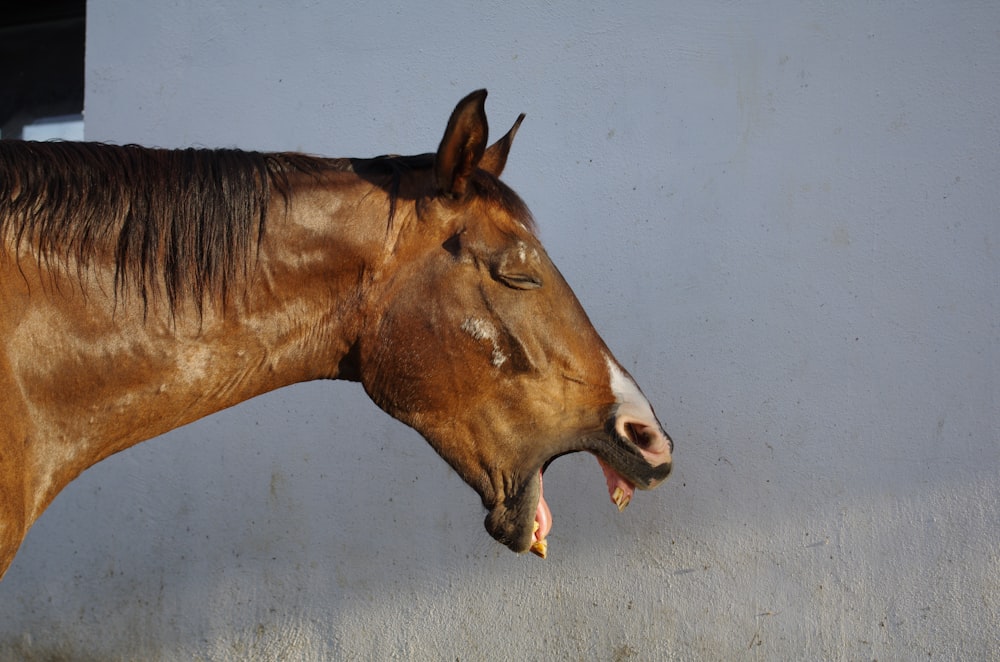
[
  {"x1": 530, "y1": 471, "x2": 552, "y2": 558},
  {"x1": 597, "y1": 457, "x2": 636, "y2": 512}
]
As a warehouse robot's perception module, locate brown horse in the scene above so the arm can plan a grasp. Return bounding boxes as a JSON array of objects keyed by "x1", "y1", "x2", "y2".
[{"x1": 0, "y1": 90, "x2": 672, "y2": 578}]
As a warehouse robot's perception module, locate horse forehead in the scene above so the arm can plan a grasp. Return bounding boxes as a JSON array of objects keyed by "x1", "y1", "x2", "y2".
[
  {"x1": 463, "y1": 184, "x2": 537, "y2": 237},
  {"x1": 467, "y1": 217, "x2": 543, "y2": 260},
  {"x1": 507, "y1": 239, "x2": 539, "y2": 262}
]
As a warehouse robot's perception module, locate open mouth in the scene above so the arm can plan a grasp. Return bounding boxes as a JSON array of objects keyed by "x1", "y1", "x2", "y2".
[
  {"x1": 527, "y1": 456, "x2": 635, "y2": 559},
  {"x1": 524, "y1": 424, "x2": 673, "y2": 558}
]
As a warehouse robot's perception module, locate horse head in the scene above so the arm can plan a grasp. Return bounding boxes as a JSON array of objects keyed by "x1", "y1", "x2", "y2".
[{"x1": 353, "y1": 91, "x2": 673, "y2": 555}]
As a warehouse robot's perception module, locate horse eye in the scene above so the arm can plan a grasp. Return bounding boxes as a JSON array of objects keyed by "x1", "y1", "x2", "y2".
[{"x1": 496, "y1": 272, "x2": 543, "y2": 290}]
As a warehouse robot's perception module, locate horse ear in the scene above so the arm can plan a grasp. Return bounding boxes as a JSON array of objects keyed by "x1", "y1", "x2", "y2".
[
  {"x1": 435, "y1": 89, "x2": 489, "y2": 198},
  {"x1": 480, "y1": 113, "x2": 525, "y2": 178}
]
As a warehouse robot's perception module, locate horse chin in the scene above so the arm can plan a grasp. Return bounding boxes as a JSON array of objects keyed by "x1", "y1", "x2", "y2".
[{"x1": 483, "y1": 469, "x2": 546, "y2": 555}]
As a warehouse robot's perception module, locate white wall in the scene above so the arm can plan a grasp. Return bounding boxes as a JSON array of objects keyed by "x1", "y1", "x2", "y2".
[{"x1": 2, "y1": 1, "x2": 997, "y2": 658}]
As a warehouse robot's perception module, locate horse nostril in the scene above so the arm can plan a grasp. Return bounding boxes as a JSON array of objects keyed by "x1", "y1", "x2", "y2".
[
  {"x1": 619, "y1": 418, "x2": 673, "y2": 455},
  {"x1": 625, "y1": 422, "x2": 652, "y2": 449}
]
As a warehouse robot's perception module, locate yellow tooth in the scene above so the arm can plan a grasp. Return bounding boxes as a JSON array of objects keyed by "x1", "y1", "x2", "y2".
[
  {"x1": 530, "y1": 539, "x2": 548, "y2": 559},
  {"x1": 613, "y1": 487, "x2": 631, "y2": 512},
  {"x1": 533, "y1": 521, "x2": 540, "y2": 534}
]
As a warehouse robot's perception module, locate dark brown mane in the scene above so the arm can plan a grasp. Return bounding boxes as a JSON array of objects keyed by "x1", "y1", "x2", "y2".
[
  {"x1": 0, "y1": 140, "x2": 330, "y2": 314},
  {"x1": 0, "y1": 141, "x2": 535, "y2": 316}
]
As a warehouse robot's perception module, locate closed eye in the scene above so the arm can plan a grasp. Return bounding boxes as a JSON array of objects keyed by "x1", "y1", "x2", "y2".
[{"x1": 496, "y1": 272, "x2": 542, "y2": 290}]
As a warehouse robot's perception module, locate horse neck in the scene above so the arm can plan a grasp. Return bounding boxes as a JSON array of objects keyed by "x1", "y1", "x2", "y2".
[
  {"x1": 121, "y1": 174, "x2": 387, "y2": 438},
  {"x1": 8, "y1": 171, "x2": 389, "y2": 521}
]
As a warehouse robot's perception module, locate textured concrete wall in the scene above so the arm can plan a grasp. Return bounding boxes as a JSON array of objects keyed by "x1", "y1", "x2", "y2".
[{"x1": 1, "y1": 1, "x2": 998, "y2": 659}]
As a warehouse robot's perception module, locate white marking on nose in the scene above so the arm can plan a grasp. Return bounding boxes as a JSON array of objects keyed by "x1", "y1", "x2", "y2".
[
  {"x1": 462, "y1": 318, "x2": 508, "y2": 368},
  {"x1": 605, "y1": 354, "x2": 657, "y2": 426}
]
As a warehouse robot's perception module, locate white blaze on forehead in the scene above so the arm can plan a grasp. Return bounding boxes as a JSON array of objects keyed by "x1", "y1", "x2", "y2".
[
  {"x1": 605, "y1": 354, "x2": 657, "y2": 422},
  {"x1": 461, "y1": 318, "x2": 508, "y2": 368}
]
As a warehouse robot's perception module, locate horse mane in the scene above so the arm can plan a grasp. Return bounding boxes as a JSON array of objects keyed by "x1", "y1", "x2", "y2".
[
  {"x1": 1, "y1": 141, "x2": 535, "y2": 316},
  {"x1": 0, "y1": 140, "x2": 330, "y2": 314}
]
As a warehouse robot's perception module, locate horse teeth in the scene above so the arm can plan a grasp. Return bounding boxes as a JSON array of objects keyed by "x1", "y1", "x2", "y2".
[
  {"x1": 530, "y1": 521, "x2": 547, "y2": 557},
  {"x1": 612, "y1": 487, "x2": 631, "y2": 512}
]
